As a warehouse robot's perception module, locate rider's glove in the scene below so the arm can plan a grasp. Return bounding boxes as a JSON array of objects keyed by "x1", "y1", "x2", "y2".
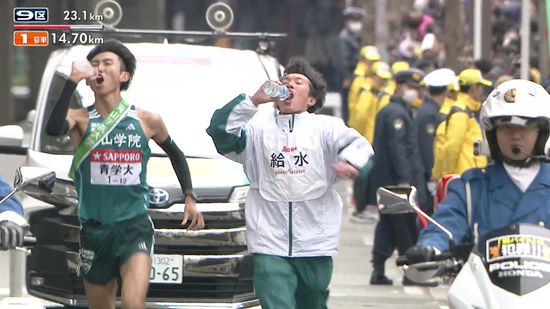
[
  {"x1": 406, "y1": 245, "x2": 436, "y2": 264},
  {"x1": 0, "y1": 220, "x2": 24, "y2": 250},
  {"x1": 427, "y1": 181, "x2": 437, "y2": 196}
]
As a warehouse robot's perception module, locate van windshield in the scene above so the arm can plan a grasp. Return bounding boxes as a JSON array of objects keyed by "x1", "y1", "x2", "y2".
[{"x1": 41, "y1": 43, "x2": 280, "y2": 157}]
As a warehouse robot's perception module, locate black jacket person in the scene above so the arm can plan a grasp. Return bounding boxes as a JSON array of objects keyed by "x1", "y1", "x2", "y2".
[{"x1": 366, "y1": 69, "x2": 431, "y2": 286}]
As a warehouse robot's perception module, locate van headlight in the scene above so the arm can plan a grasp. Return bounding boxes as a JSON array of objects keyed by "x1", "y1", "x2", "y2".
[{"x1": 229, "y1": 186, "x2": 249, "y2": 203}]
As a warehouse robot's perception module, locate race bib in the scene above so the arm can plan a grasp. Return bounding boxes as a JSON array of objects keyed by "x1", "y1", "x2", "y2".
[
  {"x1": 90, "y1": 149, "x2": 142, "y2": 185},
  {"x1": 258, "y1": 114, "x2": 328, "y2": 202}
]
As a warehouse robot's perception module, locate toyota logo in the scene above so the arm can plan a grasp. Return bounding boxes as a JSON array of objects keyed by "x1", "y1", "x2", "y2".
[{"x1": 149, "y1": 188, "x2": 169, "y2": 206}]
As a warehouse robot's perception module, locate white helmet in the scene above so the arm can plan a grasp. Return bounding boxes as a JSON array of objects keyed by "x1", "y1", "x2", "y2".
[{"x1": 479, "y1": 79, "x2": 550, "y2": 160}]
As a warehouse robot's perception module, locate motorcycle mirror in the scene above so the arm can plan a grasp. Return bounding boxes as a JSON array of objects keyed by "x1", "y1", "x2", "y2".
[
  {"x1": 15, "y1": 167, "x2": 77, "y2": 210},
  {"x1": 377, "y1": 186, "x2": 417, "y2": 214},
  {"x1": 377, "y1": 185, "x2": 455, "y2": 241},
  {"x1": 14, "y1": 166, "x2": 56, "y2": 194}
]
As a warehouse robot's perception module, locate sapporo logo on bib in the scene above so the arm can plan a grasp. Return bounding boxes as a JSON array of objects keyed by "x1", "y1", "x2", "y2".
[{"x1": 90, "y1": 149, "x2": 142, "y2": 185}]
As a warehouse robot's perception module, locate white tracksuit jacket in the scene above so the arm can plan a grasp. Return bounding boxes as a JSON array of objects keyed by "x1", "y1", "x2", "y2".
[{"x1": 207, "y1": 94, "x2": 374, "y2": 257}]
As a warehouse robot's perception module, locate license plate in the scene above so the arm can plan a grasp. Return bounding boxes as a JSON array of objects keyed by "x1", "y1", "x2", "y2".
[{"x1": 150, "y1": 254, "x2": 183, "y2": 284}]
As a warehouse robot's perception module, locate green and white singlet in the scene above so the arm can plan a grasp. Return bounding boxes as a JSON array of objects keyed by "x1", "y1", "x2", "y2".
[{"x1": 74, "y1": 104, "x2": 150, "y2": 224}]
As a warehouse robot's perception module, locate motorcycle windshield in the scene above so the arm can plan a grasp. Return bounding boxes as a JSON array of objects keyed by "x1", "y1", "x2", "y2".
[{"x1": 477, "y1": 223, "x2": 550, "y2": 296}]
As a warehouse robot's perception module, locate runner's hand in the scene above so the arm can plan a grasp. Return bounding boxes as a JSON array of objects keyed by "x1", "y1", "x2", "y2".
[
  {"x1": 181, "y1": 198, "x2": 204, "y2": 230},
  {"x1": 70, "y1": 60, "x2": 98, "y2": 83},
  {"x1": 332, "y1": 161, "x2": 359, "y2": 179}
]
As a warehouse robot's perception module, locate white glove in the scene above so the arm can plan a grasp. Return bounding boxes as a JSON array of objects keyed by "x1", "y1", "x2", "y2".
[
  {"x1": 0, "y1": 220, "x2": 24, "y2": 250},
  {"x1": 427, "y1": 181, "x2": 437, "y2": 196}
]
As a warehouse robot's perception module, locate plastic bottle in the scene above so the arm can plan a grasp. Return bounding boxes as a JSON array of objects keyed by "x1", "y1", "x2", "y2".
[
  {"x1": 73, "y1": 60, "x2": 98, "y2": 80},
  {"x1": 262, "y1": 81, "x2": 293, "y2": 100}
]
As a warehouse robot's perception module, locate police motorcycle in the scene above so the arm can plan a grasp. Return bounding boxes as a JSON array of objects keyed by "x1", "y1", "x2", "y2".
[
  {"x1": 0, "y1": 167, "x2": 56, "y2": 309},
  {"x1": 377, "y1": 185, "x2": 550, "y2": 309}
]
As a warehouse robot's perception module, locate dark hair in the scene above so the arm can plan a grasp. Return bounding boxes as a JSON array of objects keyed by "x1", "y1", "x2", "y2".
[
  {"x1": 459, "y1": 84, "x2": 472, "y2": 93},
  {"x1": 428, "y1": 86, "x2": 447, "y2": 96},
  {"x1": 284, "y1": 56, "x2": 327, "y2": 113},
  {"x1": 474, "y1": 58, "x2": 493, "y2": 75},
  {"x1": 87, "y1": 39, "x2": 136, "y2": 90},
  {"x1": 403, "y1": 11, "x2": 423, "y2": 29}
]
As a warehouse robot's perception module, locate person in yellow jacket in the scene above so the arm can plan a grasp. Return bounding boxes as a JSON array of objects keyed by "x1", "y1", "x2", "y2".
[
  {"x1": 440, "y1": 76, "x2": 459, "y2": 114},
  {"x1": 348, "y1": 61, "x2": 392, "y2": 143},
  {"x1": 376, "y1": 61, "x2": 408, "y2": 113},
  {"x1": 441, "y1": 68, "x2": 491, "y2": 176},
  {"x1": 385, "y1": 61, "x2": 410, "y2": 95},
  {"x1": 347, "y1": 45, "x2": 381, "y2": 120},
  {"x1": 431, "y1": 76, "x2": 459, "y2": 180}
]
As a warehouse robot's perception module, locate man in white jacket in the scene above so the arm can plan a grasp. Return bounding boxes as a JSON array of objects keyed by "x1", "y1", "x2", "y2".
[{"x1": 207, "y1": 57, "x2": 373, "y2": 309}]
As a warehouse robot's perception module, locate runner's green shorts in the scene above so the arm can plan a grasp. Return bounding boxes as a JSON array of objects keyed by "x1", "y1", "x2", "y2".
[{"x1": 78, "y1": 213, "x2": 154, "y2": 284}]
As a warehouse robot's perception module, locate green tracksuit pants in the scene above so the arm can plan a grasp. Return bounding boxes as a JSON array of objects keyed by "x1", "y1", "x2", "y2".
[{"x1": 253, "y1": 254, "x2": 333, "y2": 309}]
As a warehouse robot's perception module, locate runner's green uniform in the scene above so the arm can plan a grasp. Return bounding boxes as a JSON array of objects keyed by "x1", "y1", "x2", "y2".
[
  {"x1": 74, "y1": 105, "x2": 150, "y2": 224},
  {"x1": 75, "y1": 104, "x2": 154, "y2": 284}
]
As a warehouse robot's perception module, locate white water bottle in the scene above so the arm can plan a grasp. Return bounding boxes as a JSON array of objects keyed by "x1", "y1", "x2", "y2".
[
  {"x1": 262, "y1": 81, "x2": 293, "y2": 100},
  {"x1": 73, "y1": 60, "x2": 98, "y2": 80}
]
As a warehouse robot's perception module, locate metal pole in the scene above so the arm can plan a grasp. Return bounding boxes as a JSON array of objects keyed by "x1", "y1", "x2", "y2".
[
  {"x1": 481, "y1": 0, "x2": 492, "y2": 59},
  {"x1": 539, "y1": 0, "x2": 550, "y2": 76},
  {"x1": 473, "y1": 0, "x2": 482, "y2": 59},
  {"x1": 520, "y1": 0, "x2": 530, "y2": 79},
  {"x1": 443, "y1": 0, "x2": 463, "y2": 68},
  {"x1": 375, "y1": 0, "x2": 388, "y2": 61}
]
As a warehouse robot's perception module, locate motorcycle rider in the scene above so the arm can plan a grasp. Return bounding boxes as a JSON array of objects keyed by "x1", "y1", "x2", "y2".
[
  {"x1": 407, "y1": 79, "x2": 550, "y2": 262},
  {"x1": 0, "y1": 174, "x2": 25, "y2": 250}
]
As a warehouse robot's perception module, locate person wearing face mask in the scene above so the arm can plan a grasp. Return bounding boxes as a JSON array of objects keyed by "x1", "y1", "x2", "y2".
[
  {"x1": 365, "y1": 69, "x2": 433, "y2": 286},
  {"x1": 415, "y1": 68, "x2": 456, "y2": 214},
  {"x1": 348, "y1": 61, "x2": 392, "y2": 223},
  {"x1": 441, "y1": 68, "x2": 492, "y2": 176},
  {"x1": 334, "y1": 6, "x2": 367, "y2": 124},
  {"x1": 207, "y1": 57, "x2": 373, "y2": 309},
  {"x1": 407, "y1": 79, "x2": 550, "y2": 261}
]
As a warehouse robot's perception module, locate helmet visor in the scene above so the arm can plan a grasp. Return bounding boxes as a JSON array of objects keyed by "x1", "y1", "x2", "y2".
[{"x1": 488, "y1": 116, "x2": 543, "y2": 130}]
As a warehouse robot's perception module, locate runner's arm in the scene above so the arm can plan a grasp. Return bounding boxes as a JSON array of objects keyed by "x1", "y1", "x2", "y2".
[
  {"x1": 160, "y1": 136, "x2": 204, "y2": 230},
  {"x1": 45, "y1": 80, "x2": 77, "y2": 136},
  {"x1": 46, "y1": 62, "x2": 94, "y2": 136},
  {"x1": 158, "y1": 136, "x2": 193, "y2": 194},
  {"x1": 330, "y1": 116, "x2": 374, "y2": 170},
  {"x1": 206, "y1": 94, "x2": 258, "y2": 164},
  {"x1": 148, "y1": 113, "x2": 204, "y2": 230}
]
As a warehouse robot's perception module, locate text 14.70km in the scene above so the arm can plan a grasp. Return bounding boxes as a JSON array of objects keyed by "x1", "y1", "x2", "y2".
[{"x1": 51, "y1": 32, "x2": 103, "y2": 45}]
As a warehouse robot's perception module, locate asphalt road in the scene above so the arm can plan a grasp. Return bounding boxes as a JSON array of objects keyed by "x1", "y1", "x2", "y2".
[
  {"x1": 0, "y1": 180, "x2": 450, "y2": 308},
  {"x1": 328, "y1": 180, "x2": 449, "y2": 309}
]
